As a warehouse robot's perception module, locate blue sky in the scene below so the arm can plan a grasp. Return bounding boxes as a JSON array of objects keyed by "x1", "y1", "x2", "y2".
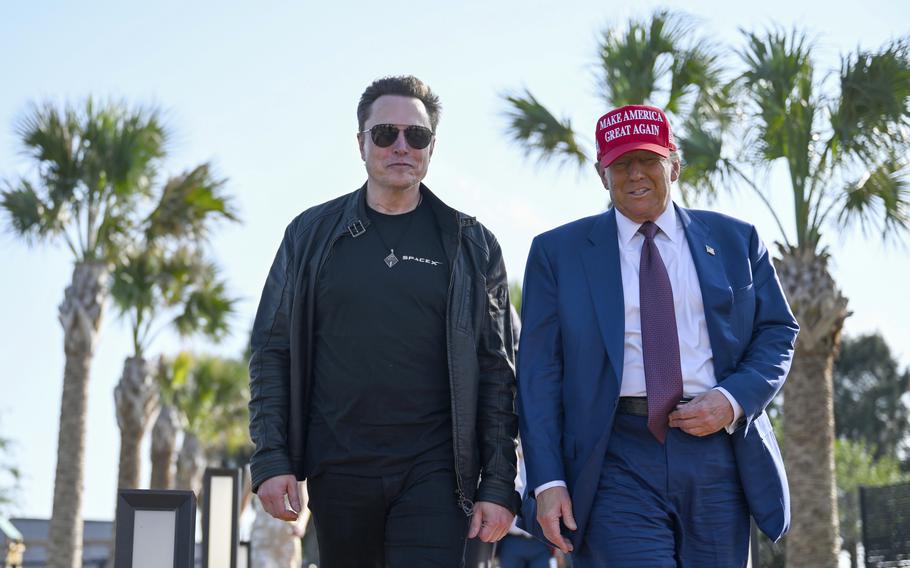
[{"x1": 1, "y1": 0, "x2": 908, "y2": 521}]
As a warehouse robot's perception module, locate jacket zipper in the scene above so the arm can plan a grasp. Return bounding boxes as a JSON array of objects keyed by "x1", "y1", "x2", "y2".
[{"x1": 448, "y1": 213, "x2": 475, "y2": 516}]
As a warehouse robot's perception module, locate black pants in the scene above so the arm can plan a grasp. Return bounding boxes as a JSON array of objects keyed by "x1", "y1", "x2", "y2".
[{"x1": 307, "y1": 462, "x2": 469, "y2": 567}]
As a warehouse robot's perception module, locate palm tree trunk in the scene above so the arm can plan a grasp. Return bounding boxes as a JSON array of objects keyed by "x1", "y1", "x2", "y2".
[
  {"x1": 176, "y1": 431, "x2": 206, "y2": 497},
  {"x1": 150, "y1": 402, "x2": 180, "y2": 489},
  {"x1": 115, "y1": 356, "x2": 158, "y2": 490},
  {"x1": 48, "y1": 261, "x2": 107, "y2": 568},
  {"x1": 109, "y1": 355, "x2": 158, "y2": 566},
  {"x1": 775, "y1": 246, "x2": 849, "y2": 568}
]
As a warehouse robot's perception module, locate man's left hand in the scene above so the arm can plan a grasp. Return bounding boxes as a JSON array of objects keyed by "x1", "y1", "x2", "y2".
[
  {"x1": 467, "y1": 501, "x2": 514, "y2": 543},
  {"x1": 668, "y1": 389, "x2": 733, "y2": 436}
]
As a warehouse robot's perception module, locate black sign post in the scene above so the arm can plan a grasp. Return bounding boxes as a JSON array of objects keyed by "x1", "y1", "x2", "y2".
[
  {"x1": 201, "y1": 467, "x2": 241, "y2": 568},
  {"x1": 114, "y1": 489, "x2": 196, "y2": 568}
]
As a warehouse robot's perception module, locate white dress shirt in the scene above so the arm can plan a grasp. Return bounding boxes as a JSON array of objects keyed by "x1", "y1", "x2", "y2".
[{"x1": 535, "y1": 203, "x2": 743, "y2": 497}]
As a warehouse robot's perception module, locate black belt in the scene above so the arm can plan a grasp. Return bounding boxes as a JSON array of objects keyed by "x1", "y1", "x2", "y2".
[{"x1": 617, "y1": 396, "x2": 692, "y2": 416}]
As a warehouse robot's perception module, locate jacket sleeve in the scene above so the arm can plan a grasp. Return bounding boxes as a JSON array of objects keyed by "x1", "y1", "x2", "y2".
[
  {"x1": 474, "y1": 230, "x2": 521, "y2": 514},
  {"x1": 516, "y1": 235, "x2": 566, "y2": 492},
  {"x1": 716, "y1": 225, "x2": 799, "y2": 424},
  {"x1": 248, "y1": 222, "x2": 297, "y2": 493}
]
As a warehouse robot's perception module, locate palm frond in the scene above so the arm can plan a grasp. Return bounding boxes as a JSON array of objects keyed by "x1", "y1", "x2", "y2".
[
  {"x1": 5, "y1": 98, "x2": 171, "y2": 262},
  {"x1": 145, "y1": 163, "x2": 237, "y2": 242},
  {"x1": 156, "y1": 352, "x2": 194, "y2": 420},
  {"x1": 156, "y1": 247, "x2": 204, "y2": 305},
  {"x1": 80, "y1": 100, "x2": 166, "y2": 199},
  {"x1": 95, "y1": 205, "x2": 136, "y2": 263},
  {"x1": 169, "y1": 352, "x2": 193, "y2": 390},
  {"x1": 169, "y1": 352, "x2": 249, "y2": 442},
  {"x1": 110, "y1": 249, "x2": 160, "y2": 318},
  {"x1": 597, "y1": 10, "x2": 689, "y2": 106},
  {"x1": 0, "y1": 180, "x2": 63, "y2": 243},
  {"x1": 838, "y1": 154, "x2": 910, "y2": 241},
  {"x1": 191, "y1": 355, "x2": 249, "y2": 455},
  {"x1": 738, "y1": 28, "x2": 820, "y2": 244},
  {"x1": 171, "y1": 261, "x2": 236, "y2": 340},
  {"x1": 830, "y1": 39, "x2": 910, "y2": 161},
  {"x1": 676, "y1": 119, "x2": 730, "y2": 204},
  {"x1": 667, "y1": 44, "x2": 724, "y2": 116},
  {"x1": 113, "y1": 244, "x2": 236, "y2": 351},
  {"x1": 502, "y1": 89, "x2": 588, "y2": 168},
  {"x1": 738, "y1": 28, "x2": 816, "y2": 164},
  {"x1": 0, "y1": 418, "x2": 21, "y2": 513},
  {"x1": 15, "y1": 102, "x2": 82, "y2": 207}
]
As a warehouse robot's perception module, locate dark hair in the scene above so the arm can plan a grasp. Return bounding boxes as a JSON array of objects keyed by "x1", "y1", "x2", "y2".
[{"x1": 357, "y1": 75, "x2": 441, "y2": 131}]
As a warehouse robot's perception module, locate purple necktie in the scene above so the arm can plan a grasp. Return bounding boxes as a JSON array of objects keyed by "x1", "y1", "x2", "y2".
[{"x1": 638, "y1": 221, "x2": 683, "y2": 443}]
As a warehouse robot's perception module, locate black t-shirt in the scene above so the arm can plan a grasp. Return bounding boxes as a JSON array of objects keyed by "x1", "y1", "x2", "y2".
[{"x1": 305, "y1": 198, "x2": 453, "y2": 476}]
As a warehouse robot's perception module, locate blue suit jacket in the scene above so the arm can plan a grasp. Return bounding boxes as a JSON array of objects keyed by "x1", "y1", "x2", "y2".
[{"x1": 516, "y1": 205, "x2": 798, "y2": 548}]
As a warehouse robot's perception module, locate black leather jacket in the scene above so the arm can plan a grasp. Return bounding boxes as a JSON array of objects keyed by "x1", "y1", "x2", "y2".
[{"x1": 248, "y1": 183, "x2": 521, "y2": 515}]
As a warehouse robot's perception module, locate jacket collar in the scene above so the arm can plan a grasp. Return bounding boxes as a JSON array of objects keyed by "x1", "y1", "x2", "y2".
[
  {"x1": 582, "y1": 208, "x2": 624, "y2": 383},
  {"x1": 615, "y1": 203, "x2": 681, "y2": 245},
  {"x1": 340, "y1": 182, "x2": 466, "y2": 236}
]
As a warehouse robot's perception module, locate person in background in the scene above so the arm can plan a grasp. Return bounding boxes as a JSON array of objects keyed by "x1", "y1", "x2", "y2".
[
  {"x1": 497, "y1": 440, "x2": 559, "y2": 568},
  {"x1": 497, "y1": 305, "x2": 558, "y2": 568}
]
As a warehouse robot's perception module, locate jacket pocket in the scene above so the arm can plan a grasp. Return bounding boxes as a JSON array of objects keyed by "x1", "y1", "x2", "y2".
[{"x1": 455, "y1": 270, "x2": 475, "y2": 333}]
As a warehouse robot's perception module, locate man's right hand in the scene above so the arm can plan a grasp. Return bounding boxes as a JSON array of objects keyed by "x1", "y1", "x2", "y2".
[
  {"x1": 536, "y1": 486, "x2": 576, "y2": 554},
  {"x1": 257, "y1": 474, "x2": 301, "y2": 521}
]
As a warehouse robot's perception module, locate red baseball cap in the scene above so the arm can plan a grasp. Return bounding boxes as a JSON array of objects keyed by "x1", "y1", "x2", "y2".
[{"x1": 595, "y1": 104, "x2": 676, "y2": 167}]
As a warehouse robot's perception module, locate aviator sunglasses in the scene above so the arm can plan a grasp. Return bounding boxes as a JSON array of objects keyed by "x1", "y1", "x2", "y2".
[{"x1": 361, "y1": 124, "x2": 434, "y2": 150}]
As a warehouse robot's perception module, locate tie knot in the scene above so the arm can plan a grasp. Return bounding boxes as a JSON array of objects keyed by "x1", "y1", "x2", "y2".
[{"x1": 638, "y1": 221, "x2": 659, "y2": 240}]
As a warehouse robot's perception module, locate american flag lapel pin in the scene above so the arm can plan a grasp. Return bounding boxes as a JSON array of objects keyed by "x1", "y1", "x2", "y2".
[{"x1": 705, "y1": 244, "x2": 716, "y2": 256}]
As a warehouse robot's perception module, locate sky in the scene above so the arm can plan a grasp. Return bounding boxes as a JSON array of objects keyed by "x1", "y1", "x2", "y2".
[{"x1": 1, "y1": 0, "x2": 908, "y2": 522}]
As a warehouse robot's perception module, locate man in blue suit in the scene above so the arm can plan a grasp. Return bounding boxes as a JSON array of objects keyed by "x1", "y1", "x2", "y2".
[{"x1": 517, "y1": 104, "x2": 799, "y2": 567}]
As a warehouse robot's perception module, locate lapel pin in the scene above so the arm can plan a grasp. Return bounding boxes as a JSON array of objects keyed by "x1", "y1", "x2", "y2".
[{"x1": 705, "y1": 245, "x2": 716, "y2": 256}]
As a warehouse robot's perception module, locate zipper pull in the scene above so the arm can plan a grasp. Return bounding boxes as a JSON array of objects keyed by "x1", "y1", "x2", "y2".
[{"x1": 457, "y1": 491, "x2": 474, "y2": 516}]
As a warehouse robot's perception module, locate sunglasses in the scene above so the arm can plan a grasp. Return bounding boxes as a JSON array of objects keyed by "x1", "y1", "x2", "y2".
[{"x1": 361, "y1": 124, "x2": 434, "y2": 150}]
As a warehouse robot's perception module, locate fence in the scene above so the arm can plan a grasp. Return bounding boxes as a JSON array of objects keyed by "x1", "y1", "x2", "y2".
[{"x1": 861, "y1": 481, "x2": 910, "y2": 567}]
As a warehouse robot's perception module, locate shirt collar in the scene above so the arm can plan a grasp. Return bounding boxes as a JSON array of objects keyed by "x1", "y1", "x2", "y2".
[{"x1": 615, "y1": 202, "x2": 679, "y2": 246}]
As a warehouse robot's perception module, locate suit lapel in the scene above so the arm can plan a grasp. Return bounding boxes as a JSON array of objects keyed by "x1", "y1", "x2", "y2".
[
  {"x1": 677, "y1": 205, "x2": 734, "y2": 371},
  {"x1": 581, "y1": 210, "x2": 625, "y2": 384}
]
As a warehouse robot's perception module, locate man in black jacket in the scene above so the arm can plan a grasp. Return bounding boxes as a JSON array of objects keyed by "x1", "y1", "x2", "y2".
[{"x1": 248, "y1": 75, "x2": 520, "y2": 567}]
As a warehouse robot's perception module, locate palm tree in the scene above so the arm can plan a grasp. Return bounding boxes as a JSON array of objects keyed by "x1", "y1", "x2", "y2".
[
  {"x1": 149, "y1": 395, "x2": 181, "y2": 489},
  {"x1": 1, "y1": 99, "x2": 165, "y2": 568},
  {"x1": 107, "y1": 177, "x2": 235, "y2": 566},
  {"x1": 110, "y1": 164, "x2": 237, "y2": 494},
  {"x1": 503, "y1": 10, "x2": 734, "y2": 204},
  {"x1": 734, "y1": 30, "x2": 910, "y2": 567},
  {"x1": 150, "y1": 351, "x2": 252, "y2": 495},
  {"x1": 149, "y1": 356, "x2": 186, "y2": 491}
]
